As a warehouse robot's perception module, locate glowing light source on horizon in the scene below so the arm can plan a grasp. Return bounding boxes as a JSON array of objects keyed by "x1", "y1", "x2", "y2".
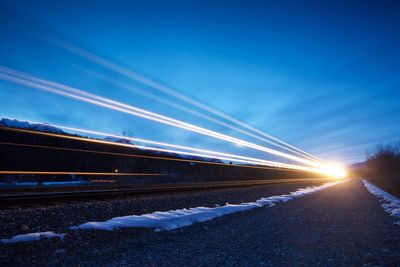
[{"x1": 321, "y1": 164, "x2": 348, "y2": 179}]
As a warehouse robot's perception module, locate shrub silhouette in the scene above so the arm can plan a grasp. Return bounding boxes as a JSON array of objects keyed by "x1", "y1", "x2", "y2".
[{"x1": 363, "y1": 143, "x2": 400, "y2": 197}]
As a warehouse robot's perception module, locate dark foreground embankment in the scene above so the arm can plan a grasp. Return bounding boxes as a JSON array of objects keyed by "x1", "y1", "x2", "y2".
[{"x1": 1, "y1": 178, "x2": 399, "y2": 266}]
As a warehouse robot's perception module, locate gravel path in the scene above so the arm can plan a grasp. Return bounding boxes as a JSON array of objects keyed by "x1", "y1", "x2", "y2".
[{"x1": 1, "y1": 179, "x2": 399, "y2": 266}]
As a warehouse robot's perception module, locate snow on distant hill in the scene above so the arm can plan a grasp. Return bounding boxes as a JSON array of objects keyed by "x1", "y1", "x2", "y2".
[
  {"x1": 0, "y1": 118, "x2": 65, "y2": 134},
  {"x1": 179, "y1": 154, "x2": 223, "y2": 163},
  {"x1": 103, "y1": 136, "x2": 132, "y2": 144}
]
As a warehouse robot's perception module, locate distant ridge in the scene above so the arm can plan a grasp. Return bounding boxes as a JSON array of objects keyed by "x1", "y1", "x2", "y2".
[
  {"x1": 0, "y1": 117, "x2": 223, "y2": 163},
  {"x1": 0, "y1": 118, "x2": 65, "y2": 134}
]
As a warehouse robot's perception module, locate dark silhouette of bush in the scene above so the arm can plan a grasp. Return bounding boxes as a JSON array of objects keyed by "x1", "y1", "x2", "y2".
[{"x1": 363, "y1": 143, "x2": 400, "y2": 197}]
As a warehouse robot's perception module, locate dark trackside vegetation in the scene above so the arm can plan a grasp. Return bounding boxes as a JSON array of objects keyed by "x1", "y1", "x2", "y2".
[
  {"x1": 0, "y1": 126, "x2": 327, "y2": 186},
  {"x1": 362, "y1": 143, "x2": 400, "y2": 197}
]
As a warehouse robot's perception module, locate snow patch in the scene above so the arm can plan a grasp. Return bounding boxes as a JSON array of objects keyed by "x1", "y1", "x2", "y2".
[
  {"x1": 0, "y1": 181, "x2": 88, "y2": 186},
  {"x1": 42, "y1": 181, "x2": 88, "y2": 186},
  {"x1": 1, "y1": 231, "x2": 65, "y2": 244},
  {"x1": 71, "y1": 180, "x2": 345, "y2": 232},
  {"x1": 103, "y1": 136, "x2": 132, "y2": 144},
  {"x1": 0, "y1": 182, "x2": 38, "y2": 186},
  {"x1": 0, "y1": 118, "x2": 64, "y2": 134},
  {"x1": 1, "y1": 180, "x2": 344, "y2": 244},
  {"x1": 362, "y1": 179, "x2": 400, "y2": 225}
]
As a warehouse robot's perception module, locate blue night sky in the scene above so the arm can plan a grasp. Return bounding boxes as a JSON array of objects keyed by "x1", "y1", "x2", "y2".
[{"x1": 0, "y1": 0, "x2": 399, "y2": 165}]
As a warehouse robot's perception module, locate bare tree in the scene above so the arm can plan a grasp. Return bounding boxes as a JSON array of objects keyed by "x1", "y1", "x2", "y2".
[
  {"x1": 122, "y1": 129, "x2": 135, "y2": 144},
  {"x1": 121, "y1": 129, "x2": 137, "y2": 175}
]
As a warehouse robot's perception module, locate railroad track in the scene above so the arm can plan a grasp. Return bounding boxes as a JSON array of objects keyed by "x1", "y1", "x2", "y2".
[{"x1": 0, "y1": 178, "x2": 335, "y2": 207}]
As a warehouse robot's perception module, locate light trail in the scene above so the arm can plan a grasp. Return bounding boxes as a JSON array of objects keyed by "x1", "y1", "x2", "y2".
[
  {"x1": 0, "y1": 15, "x2": 317, "y2": 162},
  {"x1": 0, "y1": 126, "x2": 319, "y2": 173},
  {"x1": 42, "y1": 36, "x2": 322, "y2": 163},
  {"x1": 0, "y1": 141, "x2": 313, "y2": 172},
  {"x1": 75, "y1": 66, "x2": 321, "y2": 163},
  {"x1": 0, "y1": 171, "x2": 165, "y2": 176},
  {"x1": 0, "y1": 67, "x2": 324, "y2": 169},
  {"x1": 9, "y1": 119, "x2": 313, "y2": 168}
]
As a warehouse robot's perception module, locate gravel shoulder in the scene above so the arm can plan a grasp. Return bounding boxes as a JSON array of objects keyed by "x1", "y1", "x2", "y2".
[
  {"x1": 0, "y1": 180, "x2": 326, "y2": 239},
  {"x1": 1, "y1": 178, "x2": 399, "y2": 266}
]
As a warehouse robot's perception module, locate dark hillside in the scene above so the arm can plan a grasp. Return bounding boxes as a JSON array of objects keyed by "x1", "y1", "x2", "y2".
[{"x1": 0, "y1": 126, "x2": 323, "y2": 185}]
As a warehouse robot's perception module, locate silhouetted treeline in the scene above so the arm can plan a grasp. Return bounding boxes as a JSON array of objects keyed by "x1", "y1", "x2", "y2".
[
  {"x1": 0, "y1": 126, "x2": 324, "y2": 185},
  {"x1": 361, "y1": 143, "x2": 400, "y2": 197}
]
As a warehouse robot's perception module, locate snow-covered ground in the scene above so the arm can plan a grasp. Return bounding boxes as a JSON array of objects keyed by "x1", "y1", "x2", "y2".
[
  {"x1": 0, "y1": 181, "x2": 88, "y2": 186},
  {"x1": 42, "y1": 181, "x2": 88, "y2": 186},
  {"x1": 0, "y1": 180, "x2": 345, "y2": 244},
  {"x1": 0, "y1": 182, "x2": 38, "y2": 186},
  {"x1": 1, "y1": 232, "x2": 65, "y2": 244},
  {"x1": 362, "y1": 179, "x2": 400, "y2": 225},
  {"x1": 71, "y1": 180, "x2": 345, "y2": 231}
]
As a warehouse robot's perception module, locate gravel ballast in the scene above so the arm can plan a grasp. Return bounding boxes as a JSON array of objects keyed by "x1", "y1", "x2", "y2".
[{"x1": 1, "y1": 179, "x2": 399, "y2": 266}]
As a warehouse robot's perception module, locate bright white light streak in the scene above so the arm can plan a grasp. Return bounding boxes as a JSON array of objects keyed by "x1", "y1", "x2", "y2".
[
  {"x1": 6, "y1": 117, "x2": 312, "y2": 170},
  {"x1": 2, "y1": 120, "x2": 319, "y2": 173},
  {"x1": 72, "y1": 65, "x2": 321, "y2": 163},
  {"x1": 39, "y1": 35, "x2": 322, "y2": 163},
  {"x1": 0, "y1": 67, "x2": 323, "y2": 168}
]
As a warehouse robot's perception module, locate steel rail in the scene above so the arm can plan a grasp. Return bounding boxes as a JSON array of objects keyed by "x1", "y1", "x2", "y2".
[{"x1": 0, "y1": 178, "x2": 334, "y2": 207}]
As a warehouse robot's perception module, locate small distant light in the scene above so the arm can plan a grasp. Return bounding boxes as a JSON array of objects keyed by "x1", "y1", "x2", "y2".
[{"x1": 114, "y1": 169, "x2": 119, "y2": 173}]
